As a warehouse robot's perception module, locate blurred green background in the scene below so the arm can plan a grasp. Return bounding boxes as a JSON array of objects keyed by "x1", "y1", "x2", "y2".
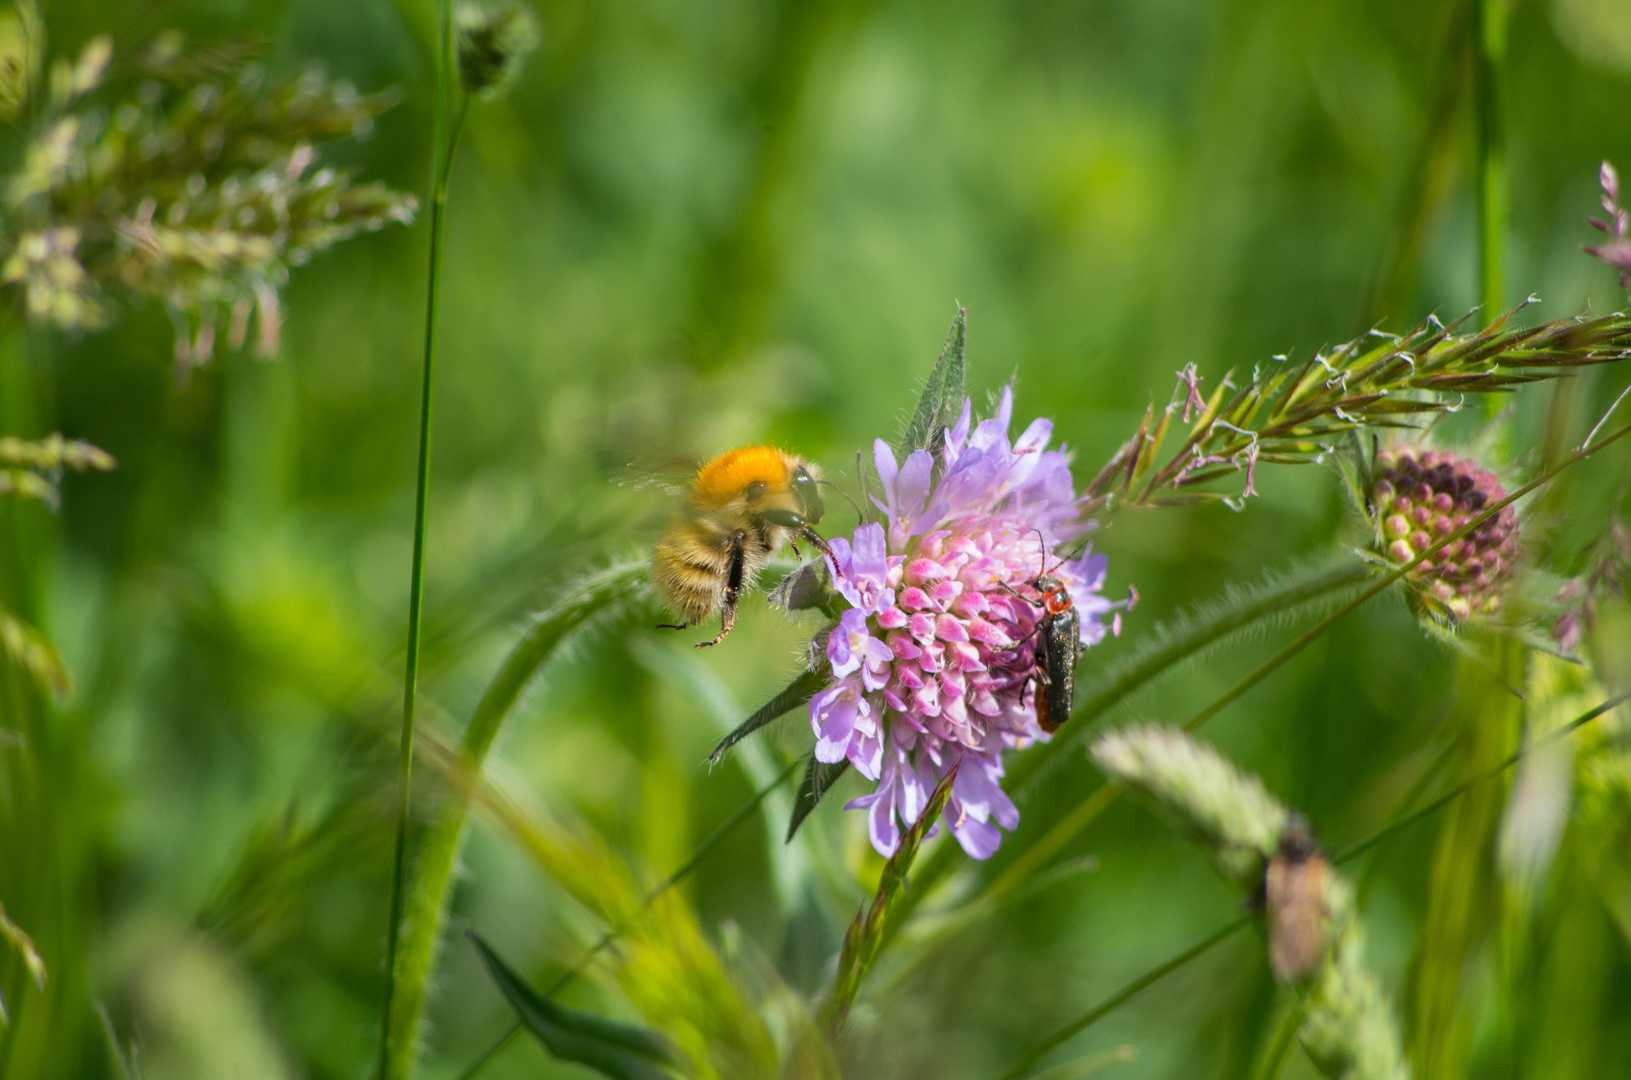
[{"x1": 4, "y1": 0, "x2": 1631, "y2": 1076}]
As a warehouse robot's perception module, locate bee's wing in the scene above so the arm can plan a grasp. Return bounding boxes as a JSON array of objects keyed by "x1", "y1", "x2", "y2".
[{"x1": 608, "y1": 458, "x2": 699, "y2": 498}]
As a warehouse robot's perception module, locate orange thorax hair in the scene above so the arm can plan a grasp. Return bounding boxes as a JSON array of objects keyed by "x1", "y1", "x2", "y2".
[{"x1": 689, "y1": 446, "x2": 794, "y2": 507}]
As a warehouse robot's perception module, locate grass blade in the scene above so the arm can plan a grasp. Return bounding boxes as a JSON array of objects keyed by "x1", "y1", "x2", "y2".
[
  {"x1": 379, "y1": 0, "x2": 462, "y2": 1073},
  {"x1": 996, "y1": 916, "x2": 1252, "y2": 1080},
  {"x1": 469, "y1": 932, "x2": 675, "y2": 1080}
]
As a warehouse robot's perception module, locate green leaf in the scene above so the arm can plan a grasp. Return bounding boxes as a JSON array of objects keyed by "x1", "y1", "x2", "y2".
[
  {"x1": 708, "y1": 667, "x2": 827, "y2": 765},
  {"x1": 786, "y1": 753, "x2": 851, "y2": 842},
  {"x1": 896, "y1": 306, "x2": 967, "y2": 457},
  {"x1": 469, "y1": 932, "x2": 676, "y2": 1080},
  {"x1": 823, "y1": 763, "x2": 960, "y2": 1027}
]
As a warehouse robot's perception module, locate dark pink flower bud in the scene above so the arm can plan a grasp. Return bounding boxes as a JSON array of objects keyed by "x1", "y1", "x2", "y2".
[{"x1": 1370, "y1": 447, "x2": 1520, "y2": 621}]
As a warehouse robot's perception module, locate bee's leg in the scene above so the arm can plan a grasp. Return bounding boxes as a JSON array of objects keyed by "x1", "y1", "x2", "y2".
[
  {"x1": 760, "y1": 509, "x2": 832, "y2": 558},
  {"x1": 697, "y1": 530, "x2": 748, "y2": 648},
  {"x1": 656, "y1": 622, "x2": 691, "y2": 631},
  {"x1": 798, "y1": 526, "x2": 832, "y2": 557}
]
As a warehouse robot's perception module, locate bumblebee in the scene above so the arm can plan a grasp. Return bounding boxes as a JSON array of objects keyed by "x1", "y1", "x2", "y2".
[{"x1": 651, "y1": 446, "x2": 829, "y2": 647}]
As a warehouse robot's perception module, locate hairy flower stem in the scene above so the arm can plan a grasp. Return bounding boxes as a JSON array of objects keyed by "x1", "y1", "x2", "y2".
[{"x1": 378, "y1": 2, "x2": 464, "y2": 1073}]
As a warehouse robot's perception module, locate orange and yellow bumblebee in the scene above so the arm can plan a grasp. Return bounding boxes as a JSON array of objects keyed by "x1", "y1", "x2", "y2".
[{"x1": 651, "y1": 446, "x2": 829, "y2": 647}]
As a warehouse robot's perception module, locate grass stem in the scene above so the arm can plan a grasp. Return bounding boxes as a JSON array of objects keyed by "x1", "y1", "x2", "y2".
[
  {"x1": 377, "y1": 2, "x2": 461, "y2": 1074},
  {"x1": 1475, "y1": 0, "x2": 1507, "y2": 417},
  {"x1": 1248, "y1": 1000, "x2": 1302, "y2": 1080}
]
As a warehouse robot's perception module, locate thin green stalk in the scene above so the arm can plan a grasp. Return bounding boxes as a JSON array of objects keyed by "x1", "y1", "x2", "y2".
[
  {"x1": 1248, "y1": 1001, "x2": 1303, "y2": 1080},
  {"x1": 378, "y1": 0, "x2": 461, "y2": 1072},
  {"x1": 1475, "y1": 0, "x2": 1506, "y2": 324},
  {"x1": 1333, "y1": 689, "x2": 1631, "y2": 866},
  {"x1": 1182, "y1": 418, "x2": 1631, "y2": 734},
  {"x1": 995, "y1": 916, "x2": 1252, "y2": 1080},
  {"x1": 1354, "y1": 730, "x2": 1464, "y2": 900},
  {"x1": 995, "y1": 689, "x2": 1630, "y2": 1080},
  {"x1": 1475, "y1": 0, "x2": 1507, "y2": 421}
]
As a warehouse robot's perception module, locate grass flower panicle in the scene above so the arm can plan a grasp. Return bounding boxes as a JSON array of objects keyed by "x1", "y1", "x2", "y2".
[
  {"x1": 1369, "y1": 448, "x2": 1518, "y2": 622},
  {"x1": 814, "y1": 387, "x2": 1125, "y2": 858},
  {"x1": 0, "y1": 431, "x2": 115, "y2": 509},
  {"x1": 1586, "y1": 160, "x2": 1631, "y2": 290},
  {"x1": 1081, "y1": 304, "x2": 1631, "y2": 516},
  {"x1": 456, "y1": 3, "x2": 542, "y2": 101},
  {"x1": 0, "y1": 29, "x2": 415, "y2": 368}
]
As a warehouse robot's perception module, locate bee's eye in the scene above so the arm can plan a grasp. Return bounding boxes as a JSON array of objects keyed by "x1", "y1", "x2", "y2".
[
  {"x1": 792, "y1": 467, "x2": 812, "y2": 486},
  {"x1": 747, "y1": 480, "x2": 768, "y2": 497}
]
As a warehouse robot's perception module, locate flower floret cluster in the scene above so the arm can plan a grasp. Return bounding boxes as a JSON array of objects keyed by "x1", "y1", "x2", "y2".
[{"x1": 810, "y1": 389, "x2": 1125, "y2": 858}]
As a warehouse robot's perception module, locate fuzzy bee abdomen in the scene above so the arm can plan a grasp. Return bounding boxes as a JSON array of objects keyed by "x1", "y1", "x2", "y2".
[{"x1": 651, "y1": 514, "x2": 770, "y2": 625}]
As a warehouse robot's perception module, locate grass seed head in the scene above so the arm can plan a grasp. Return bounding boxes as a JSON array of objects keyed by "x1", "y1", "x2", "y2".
[{"x1": 456, "y1": 4, "x2": 541, "y2": 101}]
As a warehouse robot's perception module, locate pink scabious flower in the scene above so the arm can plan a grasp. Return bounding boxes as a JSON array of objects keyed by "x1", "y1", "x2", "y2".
[{"x1": 810, "y1": 388, "x2": 1125, "y2": 859}]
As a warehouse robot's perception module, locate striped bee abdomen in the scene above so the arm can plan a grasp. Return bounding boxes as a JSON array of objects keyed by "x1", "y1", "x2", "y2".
[{"x1": 651, "y1": 513, "x2": 773, "y2": 626}]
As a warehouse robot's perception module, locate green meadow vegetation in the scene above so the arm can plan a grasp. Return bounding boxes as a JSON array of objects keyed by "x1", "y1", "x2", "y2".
[{"x1": 3, "y1": 0, "x2": 1631, "y2": 1078}]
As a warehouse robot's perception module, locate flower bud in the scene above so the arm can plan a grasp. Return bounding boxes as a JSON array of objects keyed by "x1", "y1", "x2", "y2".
[
  {"x1": 1370, "y1": 448, "x2": 1519, "y2": 622},
  {"x1": 455, "y1": 3, "x2": 541, "y2": 101}
]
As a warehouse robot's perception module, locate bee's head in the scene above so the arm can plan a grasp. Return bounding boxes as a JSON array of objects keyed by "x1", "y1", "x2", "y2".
[{"x1": 790, "y1": 462, "x2": 824, "y2": 524}]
